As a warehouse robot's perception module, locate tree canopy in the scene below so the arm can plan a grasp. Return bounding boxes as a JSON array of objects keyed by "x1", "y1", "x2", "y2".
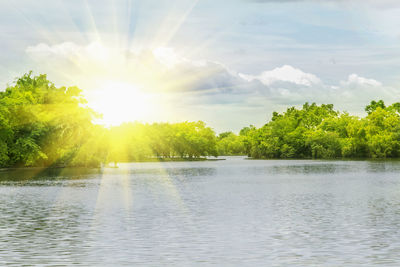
[
  {"x1": 0, "y1": 73, "x2": 218, "y2": 167},
  {"x1": 1, "y1": 73, "x2": 399, "y2": 168},
  {"x1": 240, "y1": 101, "x2": 400, "y2": 159},
  {"x1": 0, "y1": 72, "x2": 105, "y2": 167}
]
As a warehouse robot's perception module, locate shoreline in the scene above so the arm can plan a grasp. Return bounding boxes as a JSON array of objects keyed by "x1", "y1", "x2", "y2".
[
  {"x1": 2, "y1": 157, "x2": 400, "y2": 171},
  {"x1": 0, "y1": 158, "x2": 228, "y2": 171}
]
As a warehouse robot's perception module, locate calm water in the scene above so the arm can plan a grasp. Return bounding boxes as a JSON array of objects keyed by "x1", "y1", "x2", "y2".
[{"x1": 1, "y1": 157, "x2": 400, "y2": 266}]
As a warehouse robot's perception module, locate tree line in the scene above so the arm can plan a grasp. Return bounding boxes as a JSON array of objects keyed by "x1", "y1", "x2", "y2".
[
  {"x1": 0, "y1": 73, "x2": 218, "y2": 167},
  {"x1": 107, "y1": 121, "x2": 218, "y2": 164},
  {"x1": 240, "y1": 101, "x2": 400, "y2": 159},
  {"x1": 1, "y1": 73, "x2": 400, "y2": 168}
]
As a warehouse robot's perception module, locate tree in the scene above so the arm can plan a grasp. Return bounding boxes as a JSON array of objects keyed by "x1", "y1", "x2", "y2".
[
  {"x1": 365, "y1": 100, "x2": 386, "y2": 115},
  {"x1": 244, "y1": 101, "x2": 400, "y2": 159},
  {"x1": 0, "y1": 72, "x2": 103, "y2": 167},
  {"x1": 217, "y1": 132, "x2": 246, "y2": 156}
]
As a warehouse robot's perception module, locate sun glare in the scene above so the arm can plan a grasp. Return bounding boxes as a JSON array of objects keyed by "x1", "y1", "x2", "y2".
[{"x1": 87, "y1": 80, "x2": 155, "y2": 126}]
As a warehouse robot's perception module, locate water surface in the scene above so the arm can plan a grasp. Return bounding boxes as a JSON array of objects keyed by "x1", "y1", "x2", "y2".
[{"x1": 1, "y1": 157, "x2": 400, "y2": 266}]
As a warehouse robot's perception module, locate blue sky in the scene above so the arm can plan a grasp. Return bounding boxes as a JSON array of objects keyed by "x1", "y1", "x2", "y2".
[{"x1": 1, "y1": 0, "x2": 400, "y2": 132}]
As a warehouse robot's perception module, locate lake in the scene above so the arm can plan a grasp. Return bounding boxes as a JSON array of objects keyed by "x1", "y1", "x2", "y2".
[{"x1": 1, "y1": 157, "x2": 400, "y2": 266}]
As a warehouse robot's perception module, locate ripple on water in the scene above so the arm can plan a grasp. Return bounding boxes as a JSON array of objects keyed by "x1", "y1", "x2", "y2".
[{"x1": 1, "y1": 159, "x2": 400, "y2": 266}]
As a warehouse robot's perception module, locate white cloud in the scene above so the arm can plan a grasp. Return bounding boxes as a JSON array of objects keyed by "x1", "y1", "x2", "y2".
[
  {"x1": 84, "y1": 42, "x2": 110, "y2": 62},
  {"x1": 341, "y1": 74, "x2": 382, "y2": 87},
  {"x1": 26, "y1": 42, "x2": 80, "y2": 58},
  {"x1": 239, "y1": 65, "x2": 321, "y2": 86},
  {"x1": 26, "y1": 42, "x2": 111, "y2": 63},
  {"x1": 152, "y1": 47, "x2": 183, "y2": 69}
]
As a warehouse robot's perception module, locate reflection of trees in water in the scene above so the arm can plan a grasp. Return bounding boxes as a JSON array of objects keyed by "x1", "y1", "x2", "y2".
[
  {"x1": 273, "y1": 164, "x2": 339, "y2": 174},
  {"x1": 364, "y1": 161, "x2": 400, "y2": 173},
  {"x1": 0, "y1": 167, "x2": 102, "y2": 185},
  {"x1": 366, "y1": 162, "x2": 388, "y2": 173},
  {"x1": 367, "y1": 160, "x2": 400, "y2": 172},
  {"x1": 129, "y1": 167, "x2": 216, "y2": 178},
  {"x1": 249, "y1": 163, "x2": 354, "y2": 175},
  {"x1": 0, "y1": 166, "x2": 217, "y2": 187},
  {"x1": 248, "y1": 161, "x2": 400, "y2": 175}
]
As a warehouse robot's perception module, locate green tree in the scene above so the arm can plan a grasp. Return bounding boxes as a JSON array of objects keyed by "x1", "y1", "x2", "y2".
[
  {"x1": 0, "y1": 72, "x2": 103, "y2": 167},
  {"x1": 365, "y1": 100, "x2": 386, "y2": 115},
  {"x1": 217, "y1": 132, "x2": 246, "y2": 155}
]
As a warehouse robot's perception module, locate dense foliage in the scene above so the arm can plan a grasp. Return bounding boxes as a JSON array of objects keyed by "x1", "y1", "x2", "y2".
[
  {"x1": 216, "y1": 132, "x2": 246, "y2": 156},
  {"x1": 242, "y1": 102, "x2": 400, "y2": 159},
  {"x1": 106, "y1": 121, "x2": 218, "y2": 164},
  {"x1": 0, "y1": 72, "x2": 106, "y2": 167},
  {"x1": 0, "y1": 73, "x2": 218, "y2": 167},
  {"x1": 1, "y1": 73, "x2": 400, "y2": 168}
]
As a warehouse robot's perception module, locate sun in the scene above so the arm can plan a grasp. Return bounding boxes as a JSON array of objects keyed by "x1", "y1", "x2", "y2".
[{"x1": 86, "y1": 80, "x2": 155, "y2": 126}]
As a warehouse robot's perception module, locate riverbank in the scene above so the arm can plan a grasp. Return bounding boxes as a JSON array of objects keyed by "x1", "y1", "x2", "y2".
[{"x1": 0, "y1": 157, "x2": 228, "y2": 171}]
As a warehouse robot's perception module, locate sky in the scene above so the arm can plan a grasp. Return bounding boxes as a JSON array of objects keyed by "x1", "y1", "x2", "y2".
[{"x1": 1, "y1": 0, "x2": 400, "y2": 132}]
